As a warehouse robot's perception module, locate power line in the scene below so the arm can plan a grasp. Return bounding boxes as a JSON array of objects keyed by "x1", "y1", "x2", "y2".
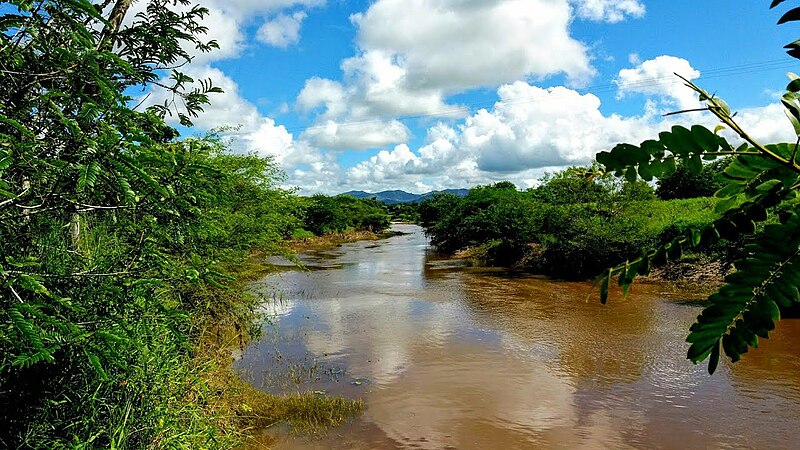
[{"x1": 282, "y1": 58, "x2": 798, "y2": 135}]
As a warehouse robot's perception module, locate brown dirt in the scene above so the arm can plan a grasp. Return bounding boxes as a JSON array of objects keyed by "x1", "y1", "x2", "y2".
[{"x1": 284, "y1": 230, "x2": 404, "y2": 253}]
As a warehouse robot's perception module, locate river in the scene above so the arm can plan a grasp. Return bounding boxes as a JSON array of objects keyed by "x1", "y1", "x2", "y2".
[{"x1": 236, "y1": 224, "x2": 800, "y2": 449}]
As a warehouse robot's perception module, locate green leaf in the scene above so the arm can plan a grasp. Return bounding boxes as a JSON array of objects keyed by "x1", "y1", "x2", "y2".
[
  {"x1": 690, "y1": 125, "x2": 721, "y2": 152},
  {"x1": 778, "y1": 7, "x2": 800, "y2": 24},
  {"x1": 690, "y1": 228, "x2": 701, "y2": 247},
  {"x1": 77, "y1": 160, "x2": 101, "y2": 191},
  {"x1": 84, "y1": 349, "x2": 108, "y2": 380},
  {"x1": 787, "y1": 74, "x2": 800, "y2": 93},
  {"x1": 625, "y1": 166, "x2": 638, "y2": 183},
  {"x1": 687, "y1": 214, "x2": 800, "y2": 371},
  {"x1": 0, "y1": 154, "x2": 12, "y2": 170},
  {"x1": 17, "y1": 274, "x2": 50, "y2": 296},
  {"x1": 667, "y1": 240, "x2": 682, "y2": 260},
  {"x1": 599, "y1": 270, "x2": 610, "y2": 305},
  {"x1": 687, "y1": 154, "x2": 702, "y2": 174}
]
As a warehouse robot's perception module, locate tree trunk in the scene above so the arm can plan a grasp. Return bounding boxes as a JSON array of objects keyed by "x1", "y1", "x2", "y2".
[{"x1": 97, "y1": 0, "x2": 136, "y2": 49}]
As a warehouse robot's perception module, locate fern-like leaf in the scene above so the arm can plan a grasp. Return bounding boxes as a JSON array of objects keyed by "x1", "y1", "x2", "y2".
[
  {"x1": 84, "y1": 348, "x2": 108, "y2": 380},
  {"x1": 114, "y1": 170, "x2": 137, "y2": 204},
  {"x1": 77, "y1": 160, "x2": 102, "y2": 191},
  {"x1": 596, "y1": 125, "x2": 734, "y2": 180},
  {"x1": 7, "y1": 306, "x2": 44, "y2": 351},
  {"x1": 687, "y1": 212, "x2": 800, "y2": 373}
]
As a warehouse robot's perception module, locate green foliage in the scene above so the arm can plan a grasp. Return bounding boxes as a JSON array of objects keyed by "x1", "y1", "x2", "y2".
[
  {"x1": 422, "y1": 173, "x2": 716, "y2": 279},
  {"x1": 529, "y1": 166, "x2": 615, "y2": 205},
  {"x1": 384, "y1": 202, "x2": 421, "y2": 223},
  {"x1": 0, "y1": 1, "x2": 303, "y2": 448},
  {"x1": 620, "y1": 180, "x2": 658, "y2": 202},
  {"x1": 302, "y1": 194, "x2": 391, "y2": 235},
  {"x1": 418, "y1": 192, "x2": 462, "y2": 226},
  {"x1": 593, "y1": 0, "x2": 800, "y2": 374},
  {"x1": 428, "y1": 182, "x2": 538, "y2": 264},
  {"x1": 656, "y1": 158, "x2": 728, "y2": 200}
]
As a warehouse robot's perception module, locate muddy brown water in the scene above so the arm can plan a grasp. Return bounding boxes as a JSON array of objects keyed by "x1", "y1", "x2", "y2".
[{"x1": 236, "y1": 224, "x2": 800, "y2": 449}]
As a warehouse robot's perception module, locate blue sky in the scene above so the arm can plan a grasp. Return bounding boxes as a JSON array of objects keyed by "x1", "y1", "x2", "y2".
[{"x1": 146, "y1": 0, "x2": 800, "y2": 193}]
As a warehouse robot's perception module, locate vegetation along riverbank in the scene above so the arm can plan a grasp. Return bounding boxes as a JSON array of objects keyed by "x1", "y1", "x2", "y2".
[
  {"x1": 0, "y1": 3, "x2": 386, "y2": 446},
  {"x1": 417, "y1": 165, "x2": 735, "y2": 283}
]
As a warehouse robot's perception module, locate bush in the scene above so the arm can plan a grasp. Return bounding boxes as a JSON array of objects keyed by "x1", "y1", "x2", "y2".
[
  {"x1": 423, "y1": 180, "x2": 721, "y2": 279},
  {"x1": 655, "y1": 158, "x2": 728, "y2": 200},
  {"x1": 302, "y1": 195, "x2": 391, "y2": 235}
]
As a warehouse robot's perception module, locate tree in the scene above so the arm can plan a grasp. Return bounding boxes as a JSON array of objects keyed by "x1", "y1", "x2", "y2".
[
  {"x1": 655, "y1": 157, "x2": 728, "y2": 200},
  {"x1": 0, "y1": 1, "x2": 246, "y2": 447},
  {"x1": 530, "y1": 166, "x2": 614, "y2": 205},
  {"x1": 418, "y1": 192, "x2": 462, "y2": 226},
  {"x1": 594, "y1": 1, "x2": 800, "y2": 374},
  {"x1": 426, "y1": 182, "x2": 538, "y2": 263}
]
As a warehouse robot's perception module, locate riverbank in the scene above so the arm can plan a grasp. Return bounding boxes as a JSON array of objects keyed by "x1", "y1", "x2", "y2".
[
  {"x1": 192, "y1": 261, "x2": 363, "y2": 448},
  {"x1": 284, "y1": 229, "x2": 405, "y2": 253},
  {"x1": 188, "y1": 230, "x2": 411, "y2": 446},
  {"x1": 448, "y1": 244, "x2": 727, "y2": 295}
]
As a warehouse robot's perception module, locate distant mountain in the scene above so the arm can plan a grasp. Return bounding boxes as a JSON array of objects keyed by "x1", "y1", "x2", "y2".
[{"x1": 340, "y1": 188, "x2": 469, "y2": 204}]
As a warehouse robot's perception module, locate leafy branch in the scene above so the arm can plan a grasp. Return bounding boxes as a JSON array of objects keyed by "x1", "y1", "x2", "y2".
[{"x1": 594, "y1": 1, "x2": 800, "y2": 374}]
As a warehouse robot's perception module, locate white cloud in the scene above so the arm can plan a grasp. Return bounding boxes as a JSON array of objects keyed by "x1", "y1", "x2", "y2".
[
  {"x1": 341, "y1": 81, "x2": 664, "y2": 192},
  {"x1": 457, "y1": 82, "x2": 658, "y2": 171},
  {"x1": 139, "y1": 65, "x2": 331, "y2": 173},
  {"x1": 257, "y1": 11, "x2": 307, "y2": 48},
  {"x1": 296, "y1": 77, "x2": 349, "y2": 118},
  {"x1": 124, "y1": 1, "x2": 324, "y2": 64},
  {"x1": 302, "y1": 119, "x2": 411, "y2": 150},
  {"x1": 352, "y1": 0, "x2": 594, "y2": 91},
  {"x1": 129, "y1": 0, "x2": 796, "y2": 195},
  {"x1": 337, "y1": 75, "x2": 800, "y2": 194},
  {"x1": 127, "y1": 0, "x2": 333, "y2": 178},
  {"x1": 294, "y1": 55, "x2": 457, "y2": 149},
  {"x1": 294, "y1": 0, "x2": 597, "y2": 151},
  {"x1": 729, "y1": 103, "x2": 796, "y2": 144},
  {"x1": 571, "y1": 0, "x2": 645, "y2": 23},
  {"x1": 616, "y1": 55, "x2": 701, "y2": 111},
  {"x1": 139, "y1": 65, "x2": 259, "y2": 130}
]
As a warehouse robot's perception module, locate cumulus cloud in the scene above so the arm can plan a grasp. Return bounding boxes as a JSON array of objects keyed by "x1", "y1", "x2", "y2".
[
  {"x1": 295, "y1": 0, "x2": 599, "y2": 151},
  {"x1": 729, "y1": 103, "x2": 796, "y2": 144},
  {"x1": 302, "y1": 119, "x2": 411, "y2": 150},
  {"x1": 339, "y1": 73, "x2": 799, "y2": 194},
  {"x1": 296, "y1": 77, "x2": 349, "y2": 118},
  {"x1": 343, "y1": 80, "x2": 664, "y2": 191},
  {"x1": 139, "y1": 65, "x2": 331, "y2": 173},
  {"x1": 295, "y1": 55, "x2": 457, "y2": 149},
  {"x1": 257, "y1": 11, "x2": 307, "y2": 48},
  {"x1": 616, "y1": 55, "x2": 701, "y2": 111},
  {"x1": 128, "y1": 0, "x2": 334, "y2": 180},
  {"x1": 124, "y1": 1, "x2": 324, "y2": 63},
  {"x1": 571, "y1": 0, "x2": 645, "y2": 23},
  {"x1": 129, "y1": 0, "x2": 795, "y2": 195},
  {"x1": 352, "y1": 0, "x2": 594, "y2": 91},
  {"x1": 465, "y1": 83, "x2": 654, "y2": 172}
]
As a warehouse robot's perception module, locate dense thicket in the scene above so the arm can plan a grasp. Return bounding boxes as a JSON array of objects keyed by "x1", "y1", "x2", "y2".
[
  {"x1": 655, "y1": 158, "x2": 728, "y2": 200},
  {"x1": 421, "y1": 173, "x2": 721, "y2": 279},
  {"x1": 301, "y1": 195, "x2": 391, "y2": 236},
  {"x1": 385, "y1": 202, "x2": 421, "y2": 223},
  {"x1": 0, "y1": 1, "x2": 383, "y2": 447}
]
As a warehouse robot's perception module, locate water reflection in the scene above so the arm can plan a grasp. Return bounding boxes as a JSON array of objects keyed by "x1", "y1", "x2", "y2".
[{"x1": 236, "y1": 224, "x2": 800, "y2": 449}]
